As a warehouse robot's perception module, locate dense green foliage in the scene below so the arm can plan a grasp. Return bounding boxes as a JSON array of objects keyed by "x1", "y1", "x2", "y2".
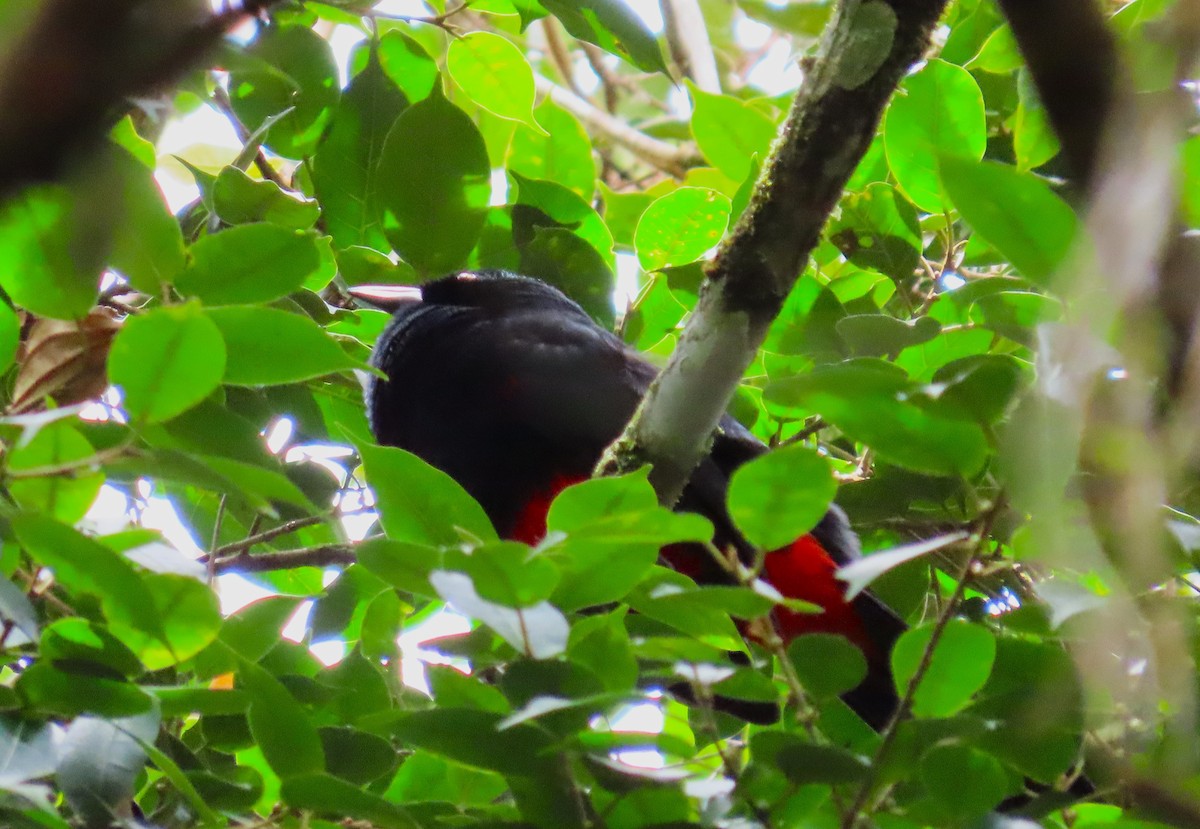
[{"x1": 0, "y1": 0, "x2": 1195, "y2": 827}]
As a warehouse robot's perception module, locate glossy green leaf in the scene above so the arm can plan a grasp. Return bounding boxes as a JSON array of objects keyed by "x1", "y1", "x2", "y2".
[
  {"x1": 376, "y1": 92, "x2": 490, "y2": 274},
  {"x1": 829, "y1": 182, "x2": 922, "y2": 279},
  {"x1": 238, "y1": 658, "x2": 325, "y2": 777},
  {"x1": 892, "y1": 620, "x2": 996, "y2": 718},
  {"x1": 884, "y1": 60, "x2": 986, "y2": 211},
  {"x1": 689, "y1": 83, "x2": 776, "y2": 181},
  {"x1": 635, "y1": 187, "x2": 731, "y2": 271},
  {"x1": 919, "y1": 743, "x2": 1008, "y2": 821},
  {"x1": 377, "y1": 30, "x2": 440, "y2": 104},
  {"x1": 282, "y1": 773, "x2": 420, "y2": 828},
  {"x1": 941, "y1": 157, "x2": 1078, "y2": 284},
  {"x1": 727, "y1": 444, "x2": 835, "y2": 551},
  {"x1": 228, "y1": 24, "x2": 340, "y2": 159},
  {"x1": 511, "y1": 172, "x2": 614, "y2": 265},
  {"x1": 449, "y1": 32, "x2": 539, "y2": 129},
  {"x1": 16, "y1": 662, "x2": 153, "y2": 717},
  {"x1": 509, "y1": 100, "x2": 595, "y2": 199},
  {"x1": 7, "y1": 422, "x2": 103, "y2": 522},
  {"x1": 108, "y1": 302, "x2": 225, "y2": 424},
  {"x1": 444, "y1": 541, "x2": 561, "y2": 607},
  {"x1": 109, "y1": 153, "x2": 185, "y2": 291},
  {"x1": 204, "y1": 306, "x2": 361, "y2": 385},
  {"x1": 519, "y1": 226, "x2": 615, "y2": 328},
  {"x1": 539, "y1": 0, "x2": 667, "y2": 73},
  {"x1": 313, "y1": 47, "x2": 408, "y2": 251},
  {"x1": 175, "y1": 224, "x2": 324, "y2": 305},
  {"x1": 766, "y1": 361, "x2": 989, "y2": 477},
  {"x1": 12, "y1": 515, "x2": 162, "y2": 643},
  {"x1": 788, "y1": 633, "x2": 868, "y2": 698},
  {"x1": 360, "y1": 443, "x2": 496, "y2": 545},
  {"x1": 212, "y1": 167, "x2": 320, "y2": 229},
  {"x1": 0, "y1": 185, "x2": 100, "y2": 319}
]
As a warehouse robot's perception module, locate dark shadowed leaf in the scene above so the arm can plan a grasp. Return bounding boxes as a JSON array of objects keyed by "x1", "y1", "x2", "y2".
[
  {"x1": 376, "y1": 91, "x2": 490, "y2": 274},
  {"x1": 313, "y1": 47, "x2": 408, "y2": 251}
]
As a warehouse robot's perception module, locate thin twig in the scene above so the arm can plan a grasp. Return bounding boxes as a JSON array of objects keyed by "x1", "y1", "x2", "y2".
[
  {"x1": 840, "y1": 505, "x2": 1000, "y2": 829},
  {"x1": 534, "y1": 76, "x2": 702, "y2": 177},
  {"x1": 207, "y1": 494, "x2": 228, "y2": 584},
  {"x1": 210, "y1": 85, "x2": 286, "y2": 187},
  {"x1": 211, "y1": 543, "x2": 356, "y2": 573},
  {"x1": 205, "y1": 513, "x2": 331, "y2": 559}
]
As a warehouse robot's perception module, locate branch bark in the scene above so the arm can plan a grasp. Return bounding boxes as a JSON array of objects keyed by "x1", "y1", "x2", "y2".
[
  {"x1": 598, "y1": 0, "x2": 950, "y2": 503},
  {"x1": 660, "y1": 0, "x2": 722, "y2": 94},
  {"x1": 534, "y1": 76, "x2": 704, "y2": 177}
]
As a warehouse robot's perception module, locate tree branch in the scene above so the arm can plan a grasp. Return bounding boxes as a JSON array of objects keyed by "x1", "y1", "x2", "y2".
[
  {"x1": 534, "y1": 76, "x2": 703, "y2": 177},
  {"x1": 660, "y1": 0, "x2": 722, "y2": 94},
  {"x1": 598, "y1": 0, "x2": 950, "y2": 503},
  {"x1": 212, "y1": 544, "x2": 356, "y2": 574}
]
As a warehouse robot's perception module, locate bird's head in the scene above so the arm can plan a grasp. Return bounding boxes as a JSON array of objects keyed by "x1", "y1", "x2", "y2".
[{"x1": 348, "y1": 269, "x2": 588, "y2": 320}]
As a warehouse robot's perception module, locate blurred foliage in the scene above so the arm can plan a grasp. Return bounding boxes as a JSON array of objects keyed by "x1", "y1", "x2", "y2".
[{"x1": 0, "y1": 0, "x2": 1195, "y2": 828}]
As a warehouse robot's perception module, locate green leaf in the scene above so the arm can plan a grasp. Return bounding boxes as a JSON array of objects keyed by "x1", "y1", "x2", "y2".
[
  {"x1": 754, "y1": 733, "x2": 869, "y2": 785},
  {"x1": 12, "y1": 515, "x2": 162, "y2": 645},
  {"x1": 539, "y1": 0, "x2": 667, "y2": 73},
  {"x1": 919, "y1": 743, "x2": 1008, "y2": 821},
  {"x1": 377, "y1": 91, "x2": 491, "y2": 274},
  {"x1": 377, "y1": 30, "x2": 440, "y2": 104},
  {"x1": 431, "y1": 569, "x2": 569, "y2": 657},
  {"x1": 635, "y1": 187, "x2": 731, "y2": 271},
  {"x1": 0, "y1": 300, "x2": 18, "y2": 373},
  {"x1": 940, "y1": 157, "x2": 1078, "y2": 285},
  {"x1": 444, "y1": 541, "x2": 561, "y2": 607},
  {"x1": 509, "y1": 100, "x2": 596, "y2": 199},
  {"x1": 313, "y1": 47, "x2": 409, "y2": 251},
  {"x1": 1013, "y1": 69, "x2": 1060, "y2": 171},
  {"x1": 282, "y1": 773, "x2": 420, "y2": 828},
  {"x1": 727, "y1": 444, "x2": 835, "y2": 551},
  {"x1": 7, "y1": 422, "x2": 103, "y2": 523},
  {"x1": 41, "y1": 618, "x2": 141, "y2": 678},
  {"x1": 883, "y1": 60, "x2": 986, "y2": 211},
  {"x1": 228, "y1": 23, "x2": 340, "y2": 159},
  {"x1": 175, "y1": 224, "x2": 324, "y2": 305},
  {"x1": 119, "y1": 573, "x2": 222, "y2": 670},
  {"x1": 689, "y1": 83, "x2": 777, "y2": 181},
  {"x1": 360, "y1": 443, "x2": 497, "y2": 545},
  {"x1": 319, "y1": 726, "x2": 397, "y2": 785},
  {"x1": 204, "y1": 306, "x2": 361, "y2": 386},
  {"x1": 109, "y1": 153, "x2": 186, "y2": 292},
  {"x1": 518, "y1": 226, "x2": 615, "y2": 328},
  {"x1": 829, "y1": 182, "x2": 922, "y2": 280},
  {"x1": 391, "y1": 708, "x2": 558, "y2": 775},
  {"x1": 58, "y1": 710, "x2": 160, "y2": 827},
  {"x1": 0, "y1": 184, "x2": 100, "y2": 319},
  {"x1": 892, "y1": 620, "x2": 996, "y2": 718},
  {"x1": 108, "y1": 303, "x2": 226, "y2": 424},
  {"x1": 238, "y1": 658, "x2": 325, "y2": 777},
  {"x1": 836, "y1": 314, "x2": 941, "y2": 357},
  {"x1": 16, "y1": 662, "x2": 153, "y2": 717},
  {"x1": 511, "y1": 172, "x2": 614, "y2": 265},
  {"x1": 449, "y1": 32, "x2": 539, "y2": 129},
  {"x1": 766, "y1": 361, "x2": 989, "y2": 477},
  {"x1": 212, "y1": 167, "x2": 320, "y2": 229},
  {"x1": 788, "y1": 633, "x2": 868, "y2": 698}
]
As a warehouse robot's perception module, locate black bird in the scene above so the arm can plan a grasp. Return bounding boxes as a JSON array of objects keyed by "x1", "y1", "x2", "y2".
[{"x1": 354, "y1": 269, "x2": 904, "y2": 727}]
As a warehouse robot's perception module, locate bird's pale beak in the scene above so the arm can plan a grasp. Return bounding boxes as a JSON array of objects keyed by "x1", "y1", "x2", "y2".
[{"x1": 347, "y1": 284, "x2": 423, "y2": 312}]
